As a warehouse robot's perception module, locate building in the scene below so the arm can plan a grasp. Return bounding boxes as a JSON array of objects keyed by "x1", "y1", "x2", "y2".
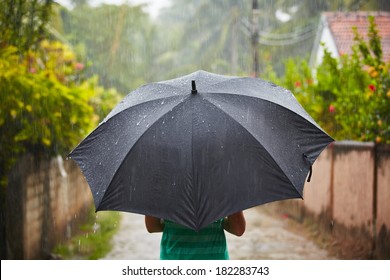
[{"x1": 309, "y1": 11, "x2": 390, "y2": 68}]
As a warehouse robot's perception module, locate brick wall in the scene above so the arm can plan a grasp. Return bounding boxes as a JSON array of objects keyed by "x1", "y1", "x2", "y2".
[{"x1": 6, "y1": 154, "x2": 92, "y2": 259}]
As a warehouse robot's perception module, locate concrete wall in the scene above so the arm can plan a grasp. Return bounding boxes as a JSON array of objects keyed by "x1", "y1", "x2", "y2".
[
  {"x1": 332, "y1": 142, "x2": 375, "y2": 234},
  {"x1": 376, "y1": 145, "x2": 390, "y2": 257},
  {"x1": 6, "y1": 154, "x2": 92, "y2": 259},
  {"x1": 299, "y1": 141, "x2": 390, "y2": 259},
  {"x1": 302, "y1": 147, "x2": 332, "y2": 218}
]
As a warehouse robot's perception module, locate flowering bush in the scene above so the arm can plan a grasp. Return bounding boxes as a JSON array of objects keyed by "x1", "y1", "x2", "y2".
[
  {"x1": 0, "y1": 40, "x2": 121, "y2": 187},
  {"x1": 280, "y1": 16, "x2": 389, "y2": 144}
]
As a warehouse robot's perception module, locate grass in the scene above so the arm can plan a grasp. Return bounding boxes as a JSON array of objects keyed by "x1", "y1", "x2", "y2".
[{"x1": 53, "y1": 208, "x2": 121, "y2": 260}]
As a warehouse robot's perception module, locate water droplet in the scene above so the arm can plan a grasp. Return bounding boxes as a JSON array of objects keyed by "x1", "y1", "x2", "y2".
[{"x1": 93, "y1": 222, "x2": 100, "y2": 233}]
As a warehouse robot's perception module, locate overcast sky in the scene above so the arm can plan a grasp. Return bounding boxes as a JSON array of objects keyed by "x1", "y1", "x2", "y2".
[{"x1": 55, "y1": 0, "x2": 171, "y2": 17}]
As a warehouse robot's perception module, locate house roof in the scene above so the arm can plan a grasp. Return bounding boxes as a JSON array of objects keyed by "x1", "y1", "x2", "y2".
[{"x1": 322, "y1": 11, "x2": 390, "y2": 62}]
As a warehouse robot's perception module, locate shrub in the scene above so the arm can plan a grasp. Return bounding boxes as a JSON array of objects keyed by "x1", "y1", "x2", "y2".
[
  {"x1": 0, "y1": 40, "x2": 121, "y2": 188},
  {"x1": 280, "y1": 16, "x2": 389, "y2": 143}
]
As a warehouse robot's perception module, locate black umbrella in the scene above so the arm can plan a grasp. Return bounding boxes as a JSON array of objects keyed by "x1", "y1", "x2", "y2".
[{"x1": 68, "y1": 70, "x2": 333, "y2": 231}]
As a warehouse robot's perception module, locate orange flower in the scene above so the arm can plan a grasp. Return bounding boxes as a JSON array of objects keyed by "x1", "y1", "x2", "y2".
[
  {"x1": 367, "y1": 66, "x2": 379, "y2": 78},
  {"x1": 370, "y1": 70, "x2": 379, "y2": 78}
]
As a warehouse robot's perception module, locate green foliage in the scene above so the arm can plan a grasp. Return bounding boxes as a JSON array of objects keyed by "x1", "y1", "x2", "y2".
[
  {"x1": 155, "y1": 0, "x2": 251, "y2": 78},
  {"x1": 278, "y1": 16, "x2": 390, "y2": 143},
  {"x1": 154, "y1": 0, "x2": 390, "y2": 79},
  {"x1": 53, "y1": 209, "x2": 121, "y2": 260},
  {"x1": 0, "y1": 0, "x2": 53, "y2": 52},
  {"x1": 0, "y1": 40, "x2": 121, "y2": 188},
  {"x1": 55, "y1": 0, "x2": 390, "y2": 85},
  {"x1": 60, "y1": 3, "x2": 156, "y2": 92},
  {"x1": 0, "y1": 0, "x2": 121, "y2": 190}
]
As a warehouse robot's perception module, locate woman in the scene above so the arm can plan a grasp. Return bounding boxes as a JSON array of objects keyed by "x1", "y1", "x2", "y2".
[{"x1": 145, "y1": 211, "x2": 246, "y2": 260}]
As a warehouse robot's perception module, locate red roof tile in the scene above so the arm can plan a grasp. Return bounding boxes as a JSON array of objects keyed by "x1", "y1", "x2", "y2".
[{"x1": 323, "y1": 11, "x2": 390, "y2": 62}]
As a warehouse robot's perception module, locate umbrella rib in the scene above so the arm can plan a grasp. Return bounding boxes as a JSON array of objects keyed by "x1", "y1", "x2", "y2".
[
  {"x1": 69, "y1": 95, "x2": 184, "y2": 157},
  {"x1": 157, "y1": 72, "x2": 238, "y2": 93},
  {"x1": 206, "y1": 92, "x2": 334, "y2": 163},
  {"x1": 153, "y1": 81, "x2": 188, "y2": 91},
  {"x1": 201, "y1": 95, "x2": 303, "y2": 199},
  {"x1": 97, "y1": 96, "x2": 192, "y2": 209},
  {"x1": 201, "y1": 76, "x2": 321, "y2": 128},
  {"x1": 103, "y1": 83, "x2": 189, "y2": 120},
  {"x1": 201, "y1": 76, "x2": 239, "y2": 91},
  {"x1": 107, "y1": 95, "x2": 184, "y2": 119},
  {"x1": 203, "y1": 91, "x2": 328, "y2": 135},
  {"x1": 190, "y1": 99, "x2": 197, "y2": 228}
]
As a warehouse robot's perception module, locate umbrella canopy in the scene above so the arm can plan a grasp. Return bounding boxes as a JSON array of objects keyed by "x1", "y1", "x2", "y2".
[{"x1": 69, "y1": 70, "x2": 333, "y2": 231}]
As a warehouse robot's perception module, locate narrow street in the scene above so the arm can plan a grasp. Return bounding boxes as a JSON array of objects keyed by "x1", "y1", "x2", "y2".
[{"x1": 102, "y1": 206, "x2": 334, "y2": 260}]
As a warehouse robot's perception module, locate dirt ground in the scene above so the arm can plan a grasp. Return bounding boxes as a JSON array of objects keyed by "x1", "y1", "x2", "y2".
[{"x1": 101, "y1": 206, "x2": 335, "y2": 260}]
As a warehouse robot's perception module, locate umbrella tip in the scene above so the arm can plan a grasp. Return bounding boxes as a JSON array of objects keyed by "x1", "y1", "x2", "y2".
[{"x1": 191, "y1": 80, "x2": 197, "y2": 94}]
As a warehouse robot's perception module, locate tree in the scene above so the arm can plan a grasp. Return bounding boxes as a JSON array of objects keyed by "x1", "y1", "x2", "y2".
[
  {"x1": 0, "y1": 0, "x2": 121, "y2": 189},
  {"x1": 154, "y1": 0, "x2": 390, "y2": 80},
  {"x1": 59, "y1": 3, "x2": 157, "y2": 92},
  {"x1": 0, "y1": 0, "x2": 53, "y2": 51},
  {"x1": 0, "y1": 0, "x2": 122, "y2": 259}
]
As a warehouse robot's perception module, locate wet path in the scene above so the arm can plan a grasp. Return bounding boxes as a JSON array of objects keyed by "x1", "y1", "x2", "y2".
[{"x1": 102, "y1": 206, "x2": 333, "y2": 260}]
